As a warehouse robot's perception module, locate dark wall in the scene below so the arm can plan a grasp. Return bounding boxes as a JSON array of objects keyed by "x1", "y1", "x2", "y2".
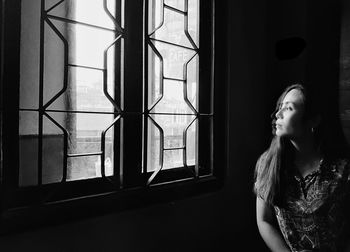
[
  {"x1": 0, "y1": 0, "x2": 342, "y2": 251},
  {"x1": 267, "y1": 0, "x2": 308, "y2": 105},
  {"x1": 225, "y1": 0, "x2": 269, "y2": 250}
]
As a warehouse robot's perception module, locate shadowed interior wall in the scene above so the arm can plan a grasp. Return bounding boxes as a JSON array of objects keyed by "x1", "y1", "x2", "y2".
[{"x1": 0, "y1": 0, "x2": 342, "y2": 251}]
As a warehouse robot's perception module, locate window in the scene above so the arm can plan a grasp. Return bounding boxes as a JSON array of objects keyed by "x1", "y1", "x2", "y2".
[{"x1": 1, "y1": 0, "x2": 226, "y2": 231}]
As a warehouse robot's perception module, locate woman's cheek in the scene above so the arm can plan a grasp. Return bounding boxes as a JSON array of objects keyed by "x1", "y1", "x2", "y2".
[{"x1": 287, "y1": 116, "x2": 304, "y2": 137}]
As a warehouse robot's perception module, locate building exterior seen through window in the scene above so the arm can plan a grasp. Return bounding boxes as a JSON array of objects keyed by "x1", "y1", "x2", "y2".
[{"x1": 19, "y1": 0, "x2": 208, "y2": 189}]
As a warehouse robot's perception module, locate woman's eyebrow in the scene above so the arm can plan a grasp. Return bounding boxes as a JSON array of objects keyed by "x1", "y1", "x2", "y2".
[{"x1": 281, "y1": 101, "x2": 295, "y2": 106}]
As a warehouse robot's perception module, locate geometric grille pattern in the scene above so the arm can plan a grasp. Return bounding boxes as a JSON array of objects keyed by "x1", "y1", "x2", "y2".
[
  {"x1": 19, "y1": 0, "x2": 208, "y2": 188},
  {"x1": 146, "y1": 0, "x2": 200, "y2": 185},
  {"x1": 19, "y1": 0, "x2": 123, "y2": 185}
]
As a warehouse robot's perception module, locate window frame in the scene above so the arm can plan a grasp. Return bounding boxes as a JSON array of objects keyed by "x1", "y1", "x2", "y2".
[{"x1": 0, "y1": 0, "x2": 228, "y2": 235}]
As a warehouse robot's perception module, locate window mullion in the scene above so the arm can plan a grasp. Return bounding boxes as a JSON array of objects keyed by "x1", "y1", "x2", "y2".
[
  {"x1": 198, "y1": 0, "x2": 214, "y2": 176},
  {"x1": 121, "y1": 0, "x2": 144, "y2": 188},
  {"x1": 1, "y1": 0, "x2": 21, "y2": 209}
]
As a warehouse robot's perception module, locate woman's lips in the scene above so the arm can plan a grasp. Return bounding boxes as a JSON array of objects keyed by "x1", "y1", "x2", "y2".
[{"x1": 275, "y1": 124, "x2": 282, "y2": 128}]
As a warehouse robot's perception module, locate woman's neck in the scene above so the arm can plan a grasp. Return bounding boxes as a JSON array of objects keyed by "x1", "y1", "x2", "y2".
[
  {"x1": 290, "y1": 134, "x2": 322, "y2": 177},
  {"x1": 291, "y1": 137, "x2": 317, "y2": 158}
]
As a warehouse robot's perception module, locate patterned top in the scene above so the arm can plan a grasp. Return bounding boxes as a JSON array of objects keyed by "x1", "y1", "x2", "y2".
[{"x1": 273, "y1": 158, "x2": 350, "y2": 252}]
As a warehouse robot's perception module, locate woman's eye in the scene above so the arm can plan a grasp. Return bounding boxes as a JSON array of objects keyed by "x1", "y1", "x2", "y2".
[{"x1": 279, "y1": 107, "x2": 292, "y2": 112}]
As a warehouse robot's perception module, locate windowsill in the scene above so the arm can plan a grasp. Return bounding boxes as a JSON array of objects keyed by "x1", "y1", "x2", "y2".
[{"x1": 0, "y1": 175, "x2": 224, "y2": 236}]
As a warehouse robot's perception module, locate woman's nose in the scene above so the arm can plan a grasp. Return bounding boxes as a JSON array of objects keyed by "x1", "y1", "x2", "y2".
[{"x1": 275, "y1": 109, "x2": 283, "y2": 119}]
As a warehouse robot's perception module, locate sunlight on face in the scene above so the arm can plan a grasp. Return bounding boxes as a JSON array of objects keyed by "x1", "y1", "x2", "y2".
[{"x1": 274, "y1": 89, "x2": 306, "y2": 139}]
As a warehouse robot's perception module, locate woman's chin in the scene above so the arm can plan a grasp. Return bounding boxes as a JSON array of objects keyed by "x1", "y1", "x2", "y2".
[{"x1": 275, "y1": 130, "x2": 284, "y2": 137}]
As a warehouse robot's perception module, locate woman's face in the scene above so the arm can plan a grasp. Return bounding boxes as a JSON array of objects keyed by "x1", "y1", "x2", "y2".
[{"x1": 274, "y1": 89, "x2": 307, "y2": 139}]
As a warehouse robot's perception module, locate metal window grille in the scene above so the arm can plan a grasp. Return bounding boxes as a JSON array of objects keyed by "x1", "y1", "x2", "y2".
[{"x1": 13, "y1": 0, "x2": 214, "y2": 205}]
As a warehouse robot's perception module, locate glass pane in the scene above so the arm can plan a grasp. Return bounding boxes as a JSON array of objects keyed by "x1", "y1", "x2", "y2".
[
  {"x1": 148, "y1": 0, "x2": 163, "y2": 35},
  {"x1": 95, "y1": 156, "x2": 114, "y2": 178},
  {"x1": 150, "y1": 80, "x2": 195, "y2": 114},
  {"x1": 68, "y1": 156, "x2": 99, "y2": 181},
  {"x1": 147, "y1": 114, "x2": 195, "y2": 172},
  {"x1": 75, "y1": 68, "x2": 115, "y2": 112},
  {"x1": 156, "y1": 115, "x2": 195, "y2": 149},
  {"x1": 67, "y1": 144, "x2": 114, "y2": 181},
  {"x1": 186, "y1": 54, "x2": 199, "y2": 111},
  {"x1": 45, "y1": 0, "x2": 62, "y2": 11},
  {"x1": 42, "y1": 111, "x2": 115, "y2": 181},
  {"x1": 43, "y1": 19, "x2": 120, "y2": 112},
  {"x1": 151, "y1": 8, "x2": 192, "y2": 48},
  {"x1": 148, "y1": 45, "x2": 162, "y2": 109},
  {"x1": 42, "y1": 134, "x2": 65, "y2": 184},
  {"x1": 146, "y1": 0, "x2": 200, "y2": 175},
  {"x1": 164, "y1": 0, "x2": 185, "y2": 12},
  {"x1": 43, "y1": 19, "x2": 66, "y2": 108},
  {"x1": 19, "y1": 111, "x2": 39, "y2": 186},
  {"x1": 152, "y1": 41, "x2": 196, "y2": 80},
  {"x1": 147, "y1": 117, "x2": 161, "y2": 172},
  {"x1": 20, "y1": 0, "x2": 41, "y2": 110},
  {"x1": 74, "y1": 113, "x2": 113, "y2": 154},
  {"x1": 19, "y1": 136, "x2": 39, "y2": 186},
  {"x1": 42, "y1": 114, "x2": 65, "y2": 184},
  {"x1": 47, "y1": 0, "x2": 117, "y2": 30},
  {"x1": 163, "y1": 149, "x2": 183, "y2": 169},
  {"x1": 149, "y1": 0, "x2": 199, "y2": 46},
  {"x1": 46, "y1": 19, "x2": 117, "y2": 69},
  {"x1": 43, "y1": 16, "x2": 119, "y2": 110},
  {"x1": 188, "y1": 0, "x2": 200, "y2": 47},
  {"x1": 20, "y1": 0, "x2": 122, "y2": 185},
  {"x1": 74, "y1": 24, "x2": 118, "y2": 69},
  {"x1": 186, "y1": 118, "x2": 197, "y2": 166},
  {"x1": 68, "y1": 112, "x2": 115, "y2": 181},
  {"x1": 45, "y1": 0, "x2": 67, "y2": 17},
  {"x1": 47, "y1": 66, "x2": 116, "y2": 113}
]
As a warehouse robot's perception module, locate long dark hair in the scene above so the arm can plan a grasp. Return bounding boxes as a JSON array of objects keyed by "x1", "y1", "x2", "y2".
[{"x1": 254, "y1": 83, "x2": 348, "y2": 206}]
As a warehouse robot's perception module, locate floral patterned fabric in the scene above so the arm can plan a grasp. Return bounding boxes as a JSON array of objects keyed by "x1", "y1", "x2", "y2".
[{"x1": 274, "y1": 158, "x2": 350, "y2": 252}]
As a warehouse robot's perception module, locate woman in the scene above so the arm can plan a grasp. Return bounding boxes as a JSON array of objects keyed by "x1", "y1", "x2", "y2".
[{"x1": 254, "y1": 83, "x2": 350, "y2": 252}]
